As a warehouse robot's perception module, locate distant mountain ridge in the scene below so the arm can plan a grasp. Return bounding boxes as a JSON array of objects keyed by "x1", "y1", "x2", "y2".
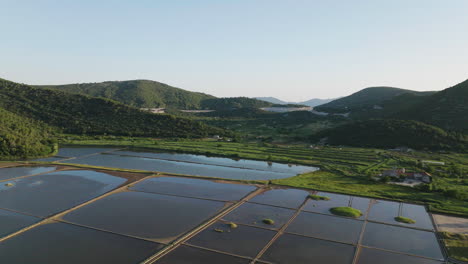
[{"x1": 254, "y1": 97, "x2": 335, "y2": 107}]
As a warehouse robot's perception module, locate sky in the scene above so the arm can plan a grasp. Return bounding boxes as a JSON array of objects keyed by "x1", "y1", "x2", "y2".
[{"x1": 1, "y1": 0, "x2": 468, "y2": 101}]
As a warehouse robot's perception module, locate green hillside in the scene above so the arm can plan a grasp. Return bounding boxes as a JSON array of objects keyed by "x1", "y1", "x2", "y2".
[
  {"x1": 315, "y1": 87, "x2": 430, "y2": 113},
  {"x1": 0, "y1": 107, "x2": 56, "y2": 159},
  {"x1": 397, "y1": 79, "x2": 468, "y2": 132},
  {"x1": 200, "y1": 97, "x2": 272, "y2": 110},
  {"x1": 0, "y1": 78, "x2": 226, "y2": 138},
  {"x1": 35, "y1": 80, "x2": 215, "y2": 109},
  {"x1": 312, "y1": 119, "x2": 467, "y2": 151}
]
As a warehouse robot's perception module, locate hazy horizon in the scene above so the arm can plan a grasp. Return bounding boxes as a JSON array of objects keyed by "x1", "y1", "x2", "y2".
[{"x1": 2, "y1": 0, "x2": 467, "y2": 101}]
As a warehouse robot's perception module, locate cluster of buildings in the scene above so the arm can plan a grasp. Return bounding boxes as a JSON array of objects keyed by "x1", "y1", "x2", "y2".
[{"x1": 380, "y1": 168, "x2": 432, "y2": 184}]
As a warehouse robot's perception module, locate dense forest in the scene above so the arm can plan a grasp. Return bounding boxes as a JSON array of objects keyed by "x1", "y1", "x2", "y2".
[
  {"x1": 397, "y1": 78, "x2": 468, "y2": 132},
  {"x1": 0, "y1": 107, "x2": 56, "y2": 159},
  {"x1": 311, "y1": 119, "x2": 467, "y2": 151},
  {"x1": 36, "y1": 80, "x2": 215, "y2": 109},
  {"x1": 200, "y1": 97, "x2": 272, "y2": 110},
  {"x1": 0, "y1": 78, "x2": 228, "y2": 138}
]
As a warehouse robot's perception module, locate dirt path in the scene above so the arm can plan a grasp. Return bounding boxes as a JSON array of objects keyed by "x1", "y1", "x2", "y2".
[{"x1": 433, "y1": 214, "x2": 468, "y2": 234}]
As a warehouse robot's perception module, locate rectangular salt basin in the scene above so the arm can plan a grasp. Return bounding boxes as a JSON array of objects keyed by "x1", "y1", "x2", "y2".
[
  {"x1": 187, "y1": 221, "x2": 276, "y2": 258},
  {"x1": 0, "y1": 222, "x2": 163, "y2": 264},
  {"x1": 130, "y1": 176, "x2": 257, "y2": 201},
  {"x1": 248, "y1": 188, "x2": 310, "y2": 209},
  {"x1": 302, "y1": 192, "x2": 370, "y2": 219},
  {"x1": 57, "y1": 147, "x2": 119, "y2": 158},
  {"x1": 286, "y1": 211, "x2": 363, "y2": 244},
  {"x1": 260, "y1": 233, "x2": 356, "y2": 264},
  {"x1": 113, "y1": 150, "x2": 315, "y2": 174},
  {"x1": 155, "y1": 245, "x2": 251, "y2": 264},
  {"x1": 0, "y1": 209, "x2": 41, "y2": 238},
  {"x1": 63, "y1": 153, "x2": 296, "y2": 180},
  {"x1": 222, "y1": 202, "x2": 296, "y2": 230},
  {"x1": 357, "y1": 247, "x2": 444, "y2": 264},
  {"x1": 0, "y1": 170, "x2": 126, "y2": 217},
  {"x1": 0, "y1": 166, "x2": 56, "y2": 181},
  {"x1": 368, "y1": 200, "x2": 434, "y2": 230},
  {"x1": 362, "y1": 222, "x2": 444, "y2": 260},
  {"x1": 63, "y1": 191, "x2": 227, "y2": 242}
]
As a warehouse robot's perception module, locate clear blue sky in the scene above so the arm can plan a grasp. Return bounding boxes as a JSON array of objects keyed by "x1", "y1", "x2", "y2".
[{"x1": 1, "y1": 0, "x2": 468, "y2": 101}]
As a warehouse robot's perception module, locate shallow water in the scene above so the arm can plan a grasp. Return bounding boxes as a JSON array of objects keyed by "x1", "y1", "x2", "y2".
[
  {"x1": 63, "y1": 191, "x2": 227, "y2": 242},
  {"x1": 0, "y1": 222, "x2": 163, "y2": 264},
  {"x1": 63, "y1": 153, "x2": 301, "y2": 180},
  {"x1": 362, "y1": 222, "x2": 444, "y2": 260},
  {"x1": 0, "y1": 170, "x2": 126, "y2": 217},
  {"x1": 286, "y1": 211, "x2": 363, "y2": 244},
  {"x1": 187, "y1": 221, "x2": 276, "y2": 257},
  {"x1": 260, "y1": 233, "x2": 356, "y2": 264},
  {"x1": 130, "y1": 176, "x2": 256, "y2": 201},
  {"x1": 357, "y1": 247, "x2": 444, "y2": 264},
  {"x1": 114, "y1": 150, "x2": 313, "y2": 174},
  {"x1": 0, "y1": 166, "x2": 56, "y2": 181},
  {"x1": 248, "y1": 188, "x2": 310, "y2": 209},
  {"x1": 0, "y1": 209, "x2": 41, "y2": 238},
  {"x1": 155, "y1": 245, "x2": 251, "y2": 264},
  {"x1": 223, "y1": 202, "x2": 296, "y2": 230}
]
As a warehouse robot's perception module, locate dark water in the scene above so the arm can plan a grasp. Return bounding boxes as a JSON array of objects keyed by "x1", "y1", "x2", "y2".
[
  {"x1": 286, "y1": 211, "x2": 363, "y2": 244},
  {"x1": 33, "y1": 156, "x2": 68, "y2": 162},
  {"x1": 302, "y1": 192, "x2": 350, "y2": 215},
  {"x1": 249, "y1": 188, "x2": 310, "y2": 209},
  {"x1": 187, "y1": 221, "x2": 276, "y2": 258},
  {"x1": 362, "y1": 222, "x2": 444, "y2": 260},
  {"x1": 0, "y1": 209, "x2": 41, "y2": 238},
  {"x1": 63, "y1": 154, "x2": 299, "y2": 180},
  {"x1": 63, "y1": 191, "x2": 227, "y2": 242},
  {"x1": 130, "y1": 176, "x2": 257, "y2": 201},
  {"x1": 367, "y1": 200, "x2": 434, "y2": 230},
  {"x1": 0, "y1": 222, "x2": 163, "y2": 264},
  {"x1": 367, "y1": 199, "x2": 400, "y2": 223},
  {"x1": 0, "y1": 170, "x2": 126, "y2": 217},
  {"x1": 114, "y1": 150, "x2": 313, "y2": 174},
  {"x1": 401, "y1": 203, "x2": 434, "y2": 230},
  {"x1": 260, "y1": 233, "x2": 356, "y2": 264},
  {"x1": 155, "y1": 245, "x2": 251, "y2": 264},
  {"x1": 357, "y1": 247, "x2": 444, "y2": 264},
  {"x1": 223, "y1": 202, "x2": 296, "y2": 230},
  {"x1": 0, "y1": 166, "x2": 56, "y2": 181}
]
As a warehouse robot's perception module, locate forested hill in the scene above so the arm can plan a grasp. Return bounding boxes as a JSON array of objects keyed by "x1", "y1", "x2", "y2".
[
  {"x1": 315, "y1": 87, "x2": 430, "y2": 112},
  {"x1": 311, "y1": 119, "x2": 467, "y2": 151},
  {"x1": 397, "y1": 79, "x2": 468, "y2": 132},
  {"x1": 0, "y1": 107, "x2": 56, "y2": 159},
  {"x1": 35, "y1": 80, "x2": 215, "y2": 109},
  {"x1": 0, "y1": 78, "x2": 227, "y2": 138},
  {"x1": 200, "y1": 97, "x2": 272, "y2": 110}
]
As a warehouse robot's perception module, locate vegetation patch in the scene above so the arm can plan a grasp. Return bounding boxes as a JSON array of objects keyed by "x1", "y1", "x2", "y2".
[
  {"x1": 228, "y1": 222, "x2": 238, "y2": 229},
  {"x1": 329, "y1": 207, "x2": 362, "y2": 218},
  {"x1": 308, "y1": 194, "x2": 330, "y2": 201},
  {"x1": 440, "y1": 232, "x2": 468, "y2": 262},
  {"x1": 394, "y1": 216, "x2": 416, "y2": 224},
  {"x1": 262, "y1": 218, "x2": 275, "y2": 225}
]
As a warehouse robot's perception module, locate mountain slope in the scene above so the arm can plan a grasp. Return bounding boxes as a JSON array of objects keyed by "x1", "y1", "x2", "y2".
[
  {"x1": 397, "y1": 79, "x2": 468, "y2": 132},
  {"x1": 35, "y1": 80, "x2": 215, "y2": 109},
  {"x1": 201, "y1": 97, "x2": 272, "y2": 110},
  {"x1": 315, "y1": 87, "x2": 419, "y2": 112},
  {"x1": 0, "y1": 78, "x2": 226, "y2": 138},
  {"x1": 254, "y1": 97, "x2": 288, "y2": 105},
  {"x1": 312, "y1": 119, "x2": 467, "y2": 151},
  {"x1": 0, "y1": 107, "x2": 56, "y2": 159},
  {"x1": 254, "y1": 97, "x2": 335, "y2": 107},
  {"x1": 299, "y1": 98, "x2": 335, "y2": 107}
]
